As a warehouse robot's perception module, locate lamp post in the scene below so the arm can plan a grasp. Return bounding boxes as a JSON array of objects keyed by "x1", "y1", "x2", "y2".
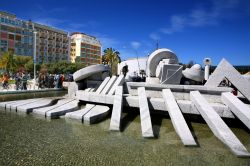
[{"x1": 33, "y1": 31, "x2": 37, "y2": 87}]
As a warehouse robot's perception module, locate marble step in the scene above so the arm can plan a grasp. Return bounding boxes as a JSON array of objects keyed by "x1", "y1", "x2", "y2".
[
  {"x1": 95, "y1": 77, "x2": 110, "y2": 94},
  {"x1": 65, "y1": 104, "x2": 95, "y2": 122},
  {"x1": 16, "y1": 98, "x2": 57, "y2": 113},
  {"x1": 101, "y1": 76, "x2": 117, "y2": 94},
  {"x1": 6, "y1": 98, "x2": 44, "y2": 112},
  {"x1": 46, "y1": 100, "x2": 79, "y2": 118},
  {"x1": 0, "y1": 100, "x2": 27, "y2": 110},
  {"x1": 33, "y1": 98, "x2": 76, "y2": 116},
  {"x1": 83, "y1": 105, "x2": 110, "y2": 124},
  {"x1": 108, "y1": 75, "x2": 124, "y2": 95}
]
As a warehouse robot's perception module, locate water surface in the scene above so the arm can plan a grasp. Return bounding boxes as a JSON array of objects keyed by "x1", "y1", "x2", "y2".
[{"x1": 0, "y1": 110, "x2": 250, "y2": 166}]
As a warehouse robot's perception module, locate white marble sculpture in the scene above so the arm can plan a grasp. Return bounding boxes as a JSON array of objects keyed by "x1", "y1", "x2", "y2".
[
  {"x1": 182, "y1": 64, "x2": 204, "y2": 82},
  {"x1": 146, "y1": 48, "x2": 179, "y2": 77},
  {"x1": 146, "y1": 48, "x2": 182, "y2": 84},
  {"x1": 73, "y1": 64, "x2": 110, "y2": 82}
]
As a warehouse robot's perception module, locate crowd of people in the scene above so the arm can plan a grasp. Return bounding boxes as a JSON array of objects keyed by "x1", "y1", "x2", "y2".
[
  {"x1": 0, "y1": 72, "x2": 29, "y2": 90},
  {"x1": 1, "y1": 72, "x2": 73, "y2": 90},
  {"x1": 37, "y1": 73, "x2": 72, "y2": 89},
  {"x1": 14, "y1": 72, "x2": 29, "y2": 90}
]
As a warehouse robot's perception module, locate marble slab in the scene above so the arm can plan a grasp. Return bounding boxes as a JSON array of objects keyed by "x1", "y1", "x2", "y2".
[
  {"x1": 190, "y1": 91, "x2": 250, "y2": 157},
  {"x1": 138, "y1": 87, "x2": 154, "y2": 138},
  {"x1": 109, "y1": 86, "x2": 123, "y2": 131}
]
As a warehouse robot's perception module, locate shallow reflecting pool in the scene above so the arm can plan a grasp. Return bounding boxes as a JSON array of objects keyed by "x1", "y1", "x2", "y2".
[{"x1": 0, "y1": 109, "x2": 250, "y2": 165}]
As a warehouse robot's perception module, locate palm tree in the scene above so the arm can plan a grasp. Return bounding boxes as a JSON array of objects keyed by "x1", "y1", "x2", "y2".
[
  {"x1": 103, "y1": 48, "x2": 121, "y2": 75},
  {"x1": 0, "y1": 51, "x2": 17, "y2": 74}
]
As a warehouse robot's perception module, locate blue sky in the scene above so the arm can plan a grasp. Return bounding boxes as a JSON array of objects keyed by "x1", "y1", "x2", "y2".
[{"x1": 1, "y1": 0, "x2": 250, "y2": 65}]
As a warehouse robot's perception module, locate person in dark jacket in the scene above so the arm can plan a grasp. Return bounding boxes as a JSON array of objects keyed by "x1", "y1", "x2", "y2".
[{"x1": 21, "y1": 72, "x2": 28, "y2": 90}]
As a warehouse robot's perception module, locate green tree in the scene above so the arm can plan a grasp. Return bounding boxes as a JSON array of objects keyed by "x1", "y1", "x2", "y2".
[
  {"x1": 103, "y1": 48, "x2": 121, "y2": 75},
  {"x1": 24, "y1": 59, "x2": 34, "y2": 73},
  {"x1": 0, "y1": 51, "x2": 17, "y2": 74}
]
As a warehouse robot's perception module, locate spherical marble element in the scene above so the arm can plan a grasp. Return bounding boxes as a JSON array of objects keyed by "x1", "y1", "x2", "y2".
[
  {"x1": 192, "y1": 64, "x2": 202, "y2": 70},
  {"x1": 147, "y1": 48, "x2": 179, "y2": 77},
  {"x1": 182, "y1": 64, "x2": 204, "y2": 82},
  {"x1": 73, "y1": 64, "x2": 110, "y2": 82}
]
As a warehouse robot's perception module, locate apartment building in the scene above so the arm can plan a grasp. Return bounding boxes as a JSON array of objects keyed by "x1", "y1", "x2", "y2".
[
  {"x1": 0, "y1": 11, "x2": 33, "y2": 56},
  {"x1": 70, "y1": 32, "x2": 101, "y2": 66},
  {"x1": 34, "y1": 23, "x2": 70, "y2": 63},
  {"x1": 1, "y1": 11, "x2": 102, "y2": 65},
  {"x1": 0, "y1": 11, "x2": 70, "y2": 63}
]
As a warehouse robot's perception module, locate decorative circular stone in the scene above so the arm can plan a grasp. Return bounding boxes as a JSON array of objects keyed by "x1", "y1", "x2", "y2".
[
  {"x1": 182, "y1": 64, "x2": 204, "y2": 82},
  {"x1": 73, "y1": 64, "x2": 110, "y2": 82},
  {"x1": 147, "y1": 48, "x2": 179, "y2": 77}
]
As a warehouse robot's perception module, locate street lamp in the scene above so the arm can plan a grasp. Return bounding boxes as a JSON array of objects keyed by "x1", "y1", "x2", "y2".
[{"x1": 33, "y1": 31, "x2": 37, "y2": 87}]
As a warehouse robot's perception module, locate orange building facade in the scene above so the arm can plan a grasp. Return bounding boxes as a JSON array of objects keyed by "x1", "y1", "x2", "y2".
[{"x1": 70, "y1": 32, "x2": 101, "y2": 66}]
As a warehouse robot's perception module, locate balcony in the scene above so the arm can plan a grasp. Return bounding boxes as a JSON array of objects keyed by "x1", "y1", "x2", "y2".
[
  {"x1": 39, "y1": 32, "x2": 47, "y2": 38},
  {"x1": 56, "y1": 44, "x2": 61, "y2": 48},
  {"x1": 56, "y1": 38, "x2": 62, "y2": 42},
  {"x1": 63, "y1": 44, "x2": 68, "y2": 49},
  {"x1": 56, "y1": 48, "x2": 62, "y2": 53}
]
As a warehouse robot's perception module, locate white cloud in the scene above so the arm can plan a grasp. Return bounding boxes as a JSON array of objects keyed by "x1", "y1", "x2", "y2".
[
  {"x1": 160, "y1": 0, "x2": 245, "y2": 35},
  {"x1": 34, "y1": 18, "x2": 64, "y2": 26},
  {"x1": 149, "y1": 33, "x2": 160, "y2": 40},
  {"x1": 131, "y1": 41, "x2": 141, "y2": 49},
  {"x1": 161, "y1": 15, "x2": 186, "y2": 34},
  {"x1": 91, "y1": 33, "x2": 120, "y2": 52}
]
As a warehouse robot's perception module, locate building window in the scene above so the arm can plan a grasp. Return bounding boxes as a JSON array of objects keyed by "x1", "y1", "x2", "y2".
[
  {"x1": 8, "y1": 34, "x2": 14, "y2": 40},
  {"x1": 0, "y1": 40, "x2": 7, "y2": 46},
  {"x1": 1, "y1": 25, "x2": 8, "y2": 31},
  {"x1": 15, "y1": 35, "x2": 21, "y2": 41}
]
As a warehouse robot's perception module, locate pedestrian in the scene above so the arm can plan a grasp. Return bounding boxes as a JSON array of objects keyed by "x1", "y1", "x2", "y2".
[
  {"x1": 45, "y1": 73, "x2": 49, "y2": 88},
  {"x1": 48, "y1": 74, "x2": 54, "y2": 88},
  {"x1": 2, "y1": 73, "x2": 9, "y2": 89},
  {"x1": 55, "y1": 74, "x2": 60, "y2": 88},
  {"x1": 15, "y1": 73, "x2": 21, "y2": 90},
  {"x1": 21, "y1": 72, "x2": 28, "y2": 90},
  {"x1": 59, "y1": 74, "x2": 64, "y2": 88},
  {"x1": 38, "y1": 73, "x2": 45, "y2": 89}
]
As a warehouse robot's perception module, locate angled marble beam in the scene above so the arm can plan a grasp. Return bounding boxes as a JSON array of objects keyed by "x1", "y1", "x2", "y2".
[
  {"x1": 162, "y1": 89, "x2": 196, "y2": 146},
  {"x1": 221, "y1": 92, "x2": 250, "y2": 130},
  {"x1": 17, "y1": 98, "x2": 56, "y2": 113},
  {"x1": 46, "y1": 100, "x2": 79, "y2": 118},
  {"x1": 190, "y1": 91, "x2": 250, "y2": 157},
  {"x1": 83, "y1": 105, "x2": 110, "y2": 124},
  {"x1": 108, "y1": 75, "x2": 124, "y2": 95},
  {"x1": 65, "y1": 104, "x2": 95, "y2": 122},
  {"x1": 33, "y1": 98, "x2": 75, "y2": 116},
  {"x1": 109, "y1": 86, "x2": 123, "y2": 131},
  {"x1": 138, "y1": 87, "x2": 154, "y2": 138},
  {"x1": 205, "y1": 58, "x2": 250, "y2": 101},
  {"x1": 95, "y1": 77, "x2": 110, "y2": 94},
  {"x1": 101, "y1": 76, "x2": 117, "y2": 95}
]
